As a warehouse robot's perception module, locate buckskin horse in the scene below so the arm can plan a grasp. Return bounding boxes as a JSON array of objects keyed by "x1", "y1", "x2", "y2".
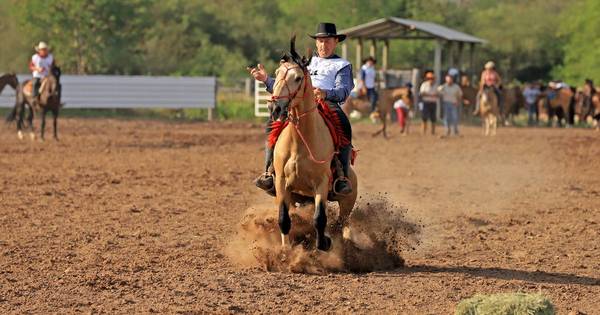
[
  {"x1": 9, "y1": 65, "x2": 62, "y2": 141},
  {"x1": 269, "y1": 36, "x2": 358, "y2": 251}
]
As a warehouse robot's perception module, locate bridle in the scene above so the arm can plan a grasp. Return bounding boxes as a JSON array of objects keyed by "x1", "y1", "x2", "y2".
[
  {"x1": 269, "y1": 62, "x2": 334, "y2": 164},
  {"x1": 269, "y1": 63, "x2": 316, "y2": 123}
]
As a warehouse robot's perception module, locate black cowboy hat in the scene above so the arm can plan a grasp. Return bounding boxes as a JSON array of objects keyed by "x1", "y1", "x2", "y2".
[{"x1": 308, "y1": 22, "x2": 346, "y2": 42}]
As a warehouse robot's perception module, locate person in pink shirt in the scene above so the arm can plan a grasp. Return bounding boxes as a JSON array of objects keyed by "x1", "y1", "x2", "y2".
[{"x1": 474, "y1": 61, "x2": 503, "y2": 115}]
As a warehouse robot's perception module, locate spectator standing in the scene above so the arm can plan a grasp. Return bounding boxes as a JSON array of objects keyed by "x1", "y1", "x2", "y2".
[
  {"x1": 360, "y1": 56, "x2": 378, "y2": 112},
  {"x1": 522, "y1": 82, "x2": 541, "y2": 126},
  {"x1": 438, "y1": 74, "x2": 463, "y2": 136},
  {"x1": 419, "y1": 71, "x2": 439, "y2": 135}
]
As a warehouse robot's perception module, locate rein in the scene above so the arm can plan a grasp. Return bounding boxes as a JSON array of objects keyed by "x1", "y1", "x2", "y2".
[{"x1": 271, "y1": 64, "x2": 336, "y2": 165}]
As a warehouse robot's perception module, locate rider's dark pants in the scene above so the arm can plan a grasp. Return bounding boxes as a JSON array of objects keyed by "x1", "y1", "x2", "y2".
[
  {"x1": 367, "y1": 88, "x2": 378, "y2": 112},
  {"x1": 33, "y1": 78, "x2": 41, "y2": 98}
]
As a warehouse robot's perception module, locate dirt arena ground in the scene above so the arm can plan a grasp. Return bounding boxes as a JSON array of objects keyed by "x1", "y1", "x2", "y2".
[{"x1": 1, "y1": 118, "x2": 598, "y2": 314}]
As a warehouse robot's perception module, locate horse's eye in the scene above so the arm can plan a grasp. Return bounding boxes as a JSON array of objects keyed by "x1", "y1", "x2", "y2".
[{"x1": 295, "y1": 77, "x2": 302, "y2": 82}]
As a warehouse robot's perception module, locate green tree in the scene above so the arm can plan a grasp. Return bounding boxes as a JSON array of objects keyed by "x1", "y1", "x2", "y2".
[
  {"x1": 12, "y1": 0, "x2": 149, "y2": 74},
  {"x1": 555, "y1": 0, "x2": 600, "y2": 84}
]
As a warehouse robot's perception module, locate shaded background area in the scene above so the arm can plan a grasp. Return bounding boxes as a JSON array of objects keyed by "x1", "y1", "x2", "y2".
[{"x1": 1, "y1": 0, "x2": 598, "y2": 84}]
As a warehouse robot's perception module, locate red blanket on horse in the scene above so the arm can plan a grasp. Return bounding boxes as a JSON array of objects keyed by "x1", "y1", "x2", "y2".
[{"x1": 268, "y1": 99, "x2": 351, "y2": 151}]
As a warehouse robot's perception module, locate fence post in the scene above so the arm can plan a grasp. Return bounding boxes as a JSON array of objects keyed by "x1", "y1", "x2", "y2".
[
  {"x1": 208, "y1": 77, "x2": 217, "y2": 121},
  {"x1": 244, "y1": 78, "x2": 252, "y2": 97}
]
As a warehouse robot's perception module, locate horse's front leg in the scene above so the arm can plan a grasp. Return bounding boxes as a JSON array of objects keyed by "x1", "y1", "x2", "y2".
[
  {"x1": 16, "y1": 102, "x2": 24, "y2": 140},
  {"x1": 52, "y1": 109, "x2": 59, "y2": 141},
  {"x1": 314, "y1": 180, "x2": 332, "y2": 251},
  {"x1": 275, "y1": 175, "x2": 292, "y2": 248},
  {"x1": 27, "y1": 105, "x2": 35, "y2": 140},
  {"x1": 483, "y1": 116, "x2": 488, "y2": 136},
  {"x1": 40, "y1": 108, "x2": 47, "y2": 141}
]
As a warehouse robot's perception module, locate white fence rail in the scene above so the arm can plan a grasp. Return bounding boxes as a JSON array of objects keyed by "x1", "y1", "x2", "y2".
[
  {"x1": 254, "y1": 79, "x2": 270, "y2": 117},
  {"x1": 0, "y1": 75, "x2": 216, "y2": 110}
]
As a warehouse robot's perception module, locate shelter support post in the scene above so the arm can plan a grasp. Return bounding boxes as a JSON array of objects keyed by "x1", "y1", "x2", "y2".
[
  {"x1": 369, "y1": 39, "x2": 376, "y2": 59},
  {"x1": 447, "y1": 41, "x2": 454, "y2": 70},
  {"x1": 457, "y1": 42, "x2": 464, "y2": 72},
  {"x1": 469, "y1": 43, "x2": 475, "y2": 82},
  {"x1": 382, "y1": 40, "x2": 389, "y2": 70},
  {"x1": 356, "y1": 39, "x2": 363, "y2": 76},
  {"x1": 434, "y1": 40, "x2": 443, "y2": 118},
  {"x1": 341, "y1": 42, "x2": 348, "y2": 60},
  {"x1": 434, "y1": 39, "x2": 442, "y2": 84}
]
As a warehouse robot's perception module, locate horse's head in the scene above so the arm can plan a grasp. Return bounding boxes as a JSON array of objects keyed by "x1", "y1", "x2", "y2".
[
  {"x1": 0, "y1": 73, "x2": 19, "y2": 93},
  {"x1": 270, "y1": 35, "x2": 312, "y2": 121},
  {"x1": 51, "y1": 65, "x2": 61, "y2": 83},
  {"x1": 40, "y1": 75, "x2": 59, "y2": 105}
]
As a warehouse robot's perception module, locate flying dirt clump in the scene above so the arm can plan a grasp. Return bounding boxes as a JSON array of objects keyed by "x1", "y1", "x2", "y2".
[{"x1": 226, "y1": 194, "x2": 422, "y2": 274}]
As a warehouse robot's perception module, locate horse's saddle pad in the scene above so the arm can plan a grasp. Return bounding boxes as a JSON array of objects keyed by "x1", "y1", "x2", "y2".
[{"x1": 23, "y1": 79, "x2": 48, "y2": 96}]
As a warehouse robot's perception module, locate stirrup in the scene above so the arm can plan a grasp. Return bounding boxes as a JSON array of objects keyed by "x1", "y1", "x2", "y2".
[{"x1": 332, "y1": 176, "x2": 352, "y2": 195}]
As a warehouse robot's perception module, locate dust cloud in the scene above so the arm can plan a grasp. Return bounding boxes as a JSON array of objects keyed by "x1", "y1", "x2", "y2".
[{"x1": 226, "y1": 194, "x2": 422, "y2": 274}]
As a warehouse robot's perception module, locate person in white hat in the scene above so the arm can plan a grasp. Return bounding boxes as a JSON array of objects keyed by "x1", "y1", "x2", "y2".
[
  {"x1": 29, "y1": 41, "x2": 55, "y2": 100},
  {"x1": 474, "y1": 61, "x2": 502, "y2": 115}
]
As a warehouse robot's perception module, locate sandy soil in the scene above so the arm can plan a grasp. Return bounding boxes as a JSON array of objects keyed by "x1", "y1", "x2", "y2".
[{"x1": 0, "y1": 118, "x2": 598, "y2": 314}]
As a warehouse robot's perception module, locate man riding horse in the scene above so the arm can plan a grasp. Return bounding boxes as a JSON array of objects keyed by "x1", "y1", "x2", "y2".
[
  {"x1": 249, "y1": 22, "x2": 354, "y2": 196},
  {"x1": 29, "y1": 41, "x2": 55, "y2": 106}
]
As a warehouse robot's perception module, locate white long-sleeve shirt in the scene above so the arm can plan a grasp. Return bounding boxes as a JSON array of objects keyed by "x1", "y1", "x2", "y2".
[{"x1": 31, "y1": 53, "x2": 54, "y2": 78}]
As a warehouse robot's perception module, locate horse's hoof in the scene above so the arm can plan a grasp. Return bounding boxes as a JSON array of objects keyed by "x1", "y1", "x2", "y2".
[
  {"x1": 17, "y1": 131, "x2": 23, "y2": 140},
  {"x1": 317, "y1": 236, "x2": 332, "y2": 251},
  {"x1": 29, "y1": 133, "x2": 35, "y2": 141}
]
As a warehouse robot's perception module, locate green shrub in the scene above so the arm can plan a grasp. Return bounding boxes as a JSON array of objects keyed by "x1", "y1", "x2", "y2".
[{"x1": 455, "y1": 292, "x2": 555, "y2": 315}]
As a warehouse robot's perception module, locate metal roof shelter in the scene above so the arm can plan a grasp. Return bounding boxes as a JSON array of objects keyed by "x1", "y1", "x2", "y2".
[{"x1": 339, "y1": 17, "x2": 487, "y2": 82}]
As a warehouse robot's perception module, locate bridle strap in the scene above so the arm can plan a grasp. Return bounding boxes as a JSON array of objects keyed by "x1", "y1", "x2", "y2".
[{"x1": 272, "y1": 63, "x2": 336, "y2": 165}]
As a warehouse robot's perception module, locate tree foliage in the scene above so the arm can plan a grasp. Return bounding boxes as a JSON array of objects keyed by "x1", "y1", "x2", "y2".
[
  {"x1": 0, "y1": 0, "x2": 596, "y2": 86},
  {"x1": 554, "y1": 0, "x2": 600, "y2": 84}
]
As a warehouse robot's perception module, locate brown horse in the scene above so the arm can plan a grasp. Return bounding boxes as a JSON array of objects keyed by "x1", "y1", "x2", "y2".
[
  {"x1": 344, "y1": 86, "x2": 413, "y2": 138},
  {"x1": 460, "y1": 81, "x2": 477, "y2": 118},
  {"x1": 537, "y1": 86, "x2": 574, "y2": 127},
  {"x1": 14, "y1": 66, "x2": 62, "y2": 140},
  {"x1": 477, "y1": 87, "x2": 499, "y2": 136},
  {"x1": 2, "y1": 73, "x2": 24, "y2": 126},
  {"x1": 502, "y1": 85, "x2": 525, "y2": 125},
  {"x1": 0, "y1": 73, "x2": 18, "y2": 94},
  {"x1": 575, "y1": 90, "x2": 600, "y2": 129},
  {"x1": 271, "y1": 37, "x2": 358, "y2": 251}
]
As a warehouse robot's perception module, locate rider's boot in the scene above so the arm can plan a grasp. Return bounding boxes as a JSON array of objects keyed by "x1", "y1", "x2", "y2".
[
  {"x1": 254, "y1": 146, "x2": 274, "y2": 191},
  {"x1": 334, "y1": 145, "x2": 353, "y2": 195}
]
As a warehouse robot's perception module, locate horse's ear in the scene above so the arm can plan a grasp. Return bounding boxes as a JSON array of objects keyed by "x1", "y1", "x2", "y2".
[
  {"x1": 281, "y1": 53, "x2": 290, "y2": 63},
  {"x1": 289, "y1": 34, "x2": 302, "y2": 66},
  {"x1": 303, "y1": 48, "x2": 313, "y2": 68}
]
